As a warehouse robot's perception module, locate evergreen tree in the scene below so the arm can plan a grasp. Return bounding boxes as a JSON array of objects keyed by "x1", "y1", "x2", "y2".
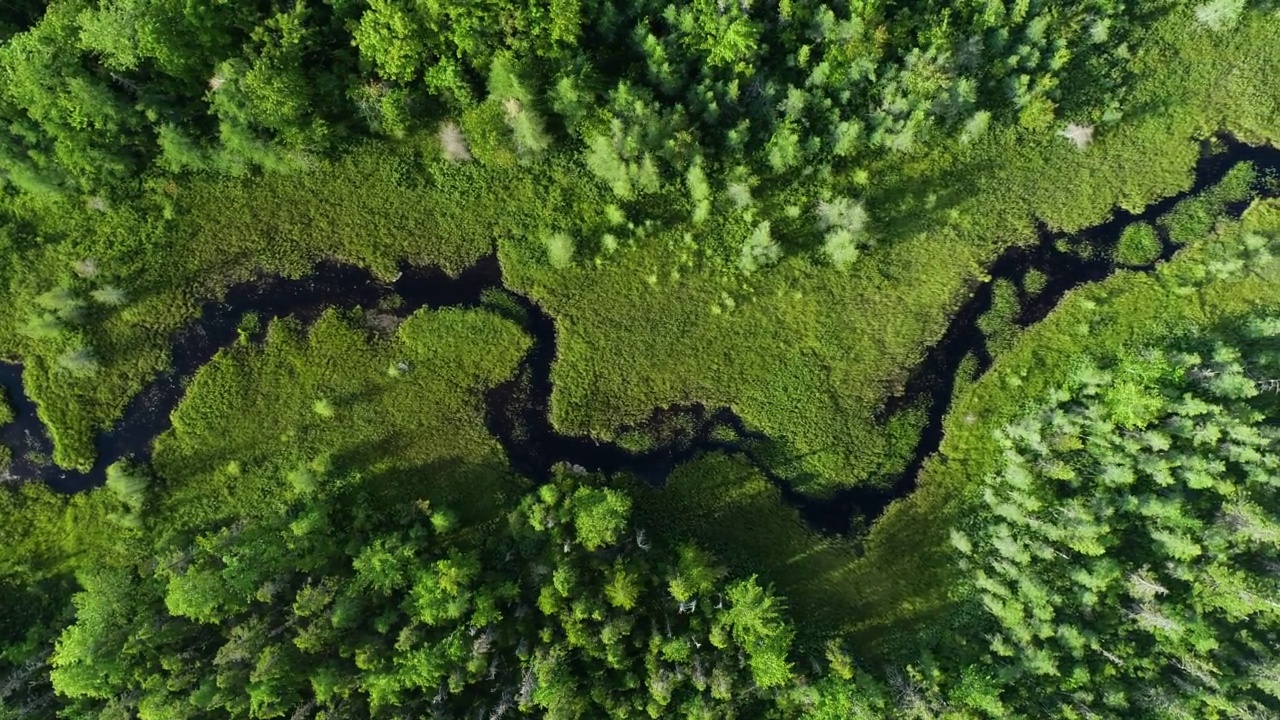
[
  {"x1": 49, "y1": 467, "x2": 801, "y2": 719},
  {"x1": 953, "y1": 317, "x2": 1280, "y2": 718}
]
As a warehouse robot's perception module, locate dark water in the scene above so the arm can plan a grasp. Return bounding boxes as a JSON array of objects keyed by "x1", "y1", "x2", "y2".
[
  {"x1": 0, "y1": 260, "x2": 501, "y2": 492},
  {"x1": 870, "y1": 137, "x2": 1280, "y2": 521},
  {"x1": 0, "y1": 137, "x2": 1276, "y2": 536}
]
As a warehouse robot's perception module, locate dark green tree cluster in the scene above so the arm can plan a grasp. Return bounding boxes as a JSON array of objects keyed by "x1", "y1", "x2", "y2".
[
  {"x1": 350, "y1": 0, "x2": 1150, "y2": 173},
  {"x1": 1, "y1": 0, "x2": 1255, "y2": 275},
  {"x1": 0, "y1": 574, "x2": 69, "y2": 720},
  {"x1": 0, "y1": 482, "x2": 115, "y2": 720},
  {"x1": 0, "y1": 0, "x2": 1206, "y2": 199},
  {"x1": 952, "y1": 316, "x2": 1280, "y2": 717},
  {"x1": 48, "y1": 467, "x2": 799, "y2": 719},
  {"x1": 0, "y1": 0, "x2": 359, "y2": 193}
]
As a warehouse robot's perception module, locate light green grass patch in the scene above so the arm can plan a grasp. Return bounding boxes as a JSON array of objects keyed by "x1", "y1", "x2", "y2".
[
  {"x1": 151, "y1": 307, "x2": 531, "y2": 528},
  {"x1": 0, "y1": 146, "x2": 607, "y2": 469}
]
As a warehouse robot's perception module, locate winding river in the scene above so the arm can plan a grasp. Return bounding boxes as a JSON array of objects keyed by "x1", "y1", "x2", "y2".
[{"x1": 1, "y1": 137, "x2": 1277, "y2": 537}]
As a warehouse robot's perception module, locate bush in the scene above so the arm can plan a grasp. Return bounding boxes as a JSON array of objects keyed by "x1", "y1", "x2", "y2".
[
  {"x1": 56, "y1": 348, "x2": 99, "y2": 377},
  {"x1": 105, "y1": 461, "x2": 150, "y2": 519},
  {"x1": 544, "y1": 232, "x2": 576, "y2": 269},
  {"x1": 0, "y1": 389, "x2": 13, "y2": 426},
  {"x1": 460, "y1": 101, "x2": 518, "y2": 168},
  {"x1": 1022, "y1": 268, "x2": 1047, "y2": 296},
  {"x1": 1114, "y1": 222, "x2": 1162, "y2": 266}
]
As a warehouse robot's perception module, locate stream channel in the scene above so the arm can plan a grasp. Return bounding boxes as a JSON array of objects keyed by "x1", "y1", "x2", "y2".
[{"x1": 1, "y1": 138, "x2": 1277, "y2": 537}]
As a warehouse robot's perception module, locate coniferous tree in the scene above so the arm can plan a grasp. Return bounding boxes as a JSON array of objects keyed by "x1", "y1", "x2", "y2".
[{"x1": 952, "y1": 317, "x2": 1280, "y2": 718}]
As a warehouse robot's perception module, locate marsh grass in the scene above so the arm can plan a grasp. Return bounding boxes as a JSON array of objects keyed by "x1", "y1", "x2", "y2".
[{"x1": 150, "y1": 308, "x2": 531, "y2": 528}]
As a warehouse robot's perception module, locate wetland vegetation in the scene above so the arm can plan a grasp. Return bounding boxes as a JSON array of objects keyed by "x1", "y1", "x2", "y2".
[{"x1": 2, "y1": 0, "x2": 1280, "y2": 717}]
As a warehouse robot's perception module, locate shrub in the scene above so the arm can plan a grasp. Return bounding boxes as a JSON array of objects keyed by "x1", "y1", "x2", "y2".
[
  {"x1": 1194, "y1": 0, "x2": 1246, "y2": 30},
  {"x1": 460, "y1": 101, "x2": 517, "y2": 168},
  {"x1": 89, "y1": 286, "x2": 127, "y2": 306},
  {"x1": 437, "y1": 121, "x2": 473, "y2": 162},
  {"x1": 544, "y1": 232, "x2": 576, "y2": 269},
  {"x1": 105, "y1": 461, "x2": 150, "y2": 512},
  {"x1": 311, "y1": 398, "x2": 336, "y2": 418},
  {"x1": 57, "y1": 348, "x2": 98, "y2": 377},
  {"x1": 1114, "y1": 222, "x2": 1162, "y2": 266},
  {"x1": 1022, "y1": 269, "x2": 1047, "y2": 296},
  {"x1": 739, "y1": 221, "x2": 780, "y2": 273}
]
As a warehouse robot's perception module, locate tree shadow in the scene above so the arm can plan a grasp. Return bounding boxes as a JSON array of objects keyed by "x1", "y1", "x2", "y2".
[
  {"x1": 864, "y1": 148, "x2": 1003, "y2": 247},
  {"x1": 337, "y1": 455, "x2": 526, "y2": 527},
  {"x1": 624, "y1": 451, "x2": 870, "y2": 638}
]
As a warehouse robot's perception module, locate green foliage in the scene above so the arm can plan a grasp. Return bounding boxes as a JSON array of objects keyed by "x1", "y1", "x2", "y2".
[
  {"x1": 0, "y1": 482, "x2": 116, "y2": 719},
  {"x1": 310, "y1": 398, "x2": 336, "y2": 418},
  {"x1": 566, "y1": 485, "x2": 630, "y2": 550},
  {"x1": 437, "y1": 120, "x2": 473, "y2": 162},
  {"x1": 686, "y1": 158, "x2": 712, "y2": 225},
  {"x1": 738, "y1": 221, "x2": 780, "y2": 273},
  {"x1": 837, "y1": 203, "x2": 1280, "y2": 671},
  {"x1": 0, "y1": 389, "x2": 12, "y2": 427},
  {"x1": 816, "y1": 197, "x2": 874, "y2": 269},
  {"x1": 2, "y1": 4, "x2": 1280, "y2": 720},
  {"x1": 1022, "y1": 268, "x2": 1048, "y2": 296},
  {"x1": 1115, "y1": 222, "x2": 1163, "y2": 266},
  {"x1": 55, "y1": 349, "x2": 98, "y2": 377},
  {"x1": 0, "y1": 139, "x2": 614, "y2": 470},
  {"x1": 1160, "y1": 162, "x2": 1258, "y2": 245},
  {"x1": 543, "y1": 231, "x2": 576, "y2": 269},
  {"x1": 1195, "y1": 0, "x2": 1248, "y2": 30},
  {"x1": 86, "y1": 286, "x2": 125, "y2": 307},
  {"x1": 976, "y1": 278, "x2": 1022, "y2": 358},
  {"x1": 958, "y1": 325, "x2": 1280, "y2": 716},
  {"x1": 47, "y1": 469, "x2": 798, "y2": 719},
  {"x1": 464, "y1": 102, "x2": 522, "y2": 168},
  {"x1": 151, "y1": 308, "x2": 531, "y2": 527},
  {"x1": 0, "y1": 0, "x2": 353, "y2": 190},
  {"x1": 104, "y1": 461, "x2": 149, "y2": 527},
  {"x1": 630, "y1": 453, "x2": 864, "y2": 629},
  {"x1": 0, "y1": 2, "x2": 1276, "y2": 489},
  {"x1": 104, "y1": 462, "x2": 147, "y2": 509}
]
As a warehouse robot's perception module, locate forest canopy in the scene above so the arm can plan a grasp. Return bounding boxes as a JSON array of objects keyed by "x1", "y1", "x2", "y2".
[
  {"x1": 1, "y1": 0, "x2": 1155, "y2": 192},
  {"x1": 956, "y1": 319, "x2": 1280, "y2": 717}
]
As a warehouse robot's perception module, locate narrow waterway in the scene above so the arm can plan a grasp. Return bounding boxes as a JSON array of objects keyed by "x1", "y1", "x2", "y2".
[
  {"x1": 0, "y1": 137, "x2": 1275, "y2": 537},
  {"x1": 870, "y1": 136, "x2": 1280, "y2": 527}
]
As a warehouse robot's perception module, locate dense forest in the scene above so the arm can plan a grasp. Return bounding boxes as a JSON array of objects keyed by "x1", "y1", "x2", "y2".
[{"x1": 1, "y1": 0, "x2": 1279, "y2": 717}]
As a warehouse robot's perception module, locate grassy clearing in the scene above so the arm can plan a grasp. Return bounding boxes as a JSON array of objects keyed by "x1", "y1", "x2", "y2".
[{"x1": 150, "y1": 307, "x2": 531, "y2": 529}]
